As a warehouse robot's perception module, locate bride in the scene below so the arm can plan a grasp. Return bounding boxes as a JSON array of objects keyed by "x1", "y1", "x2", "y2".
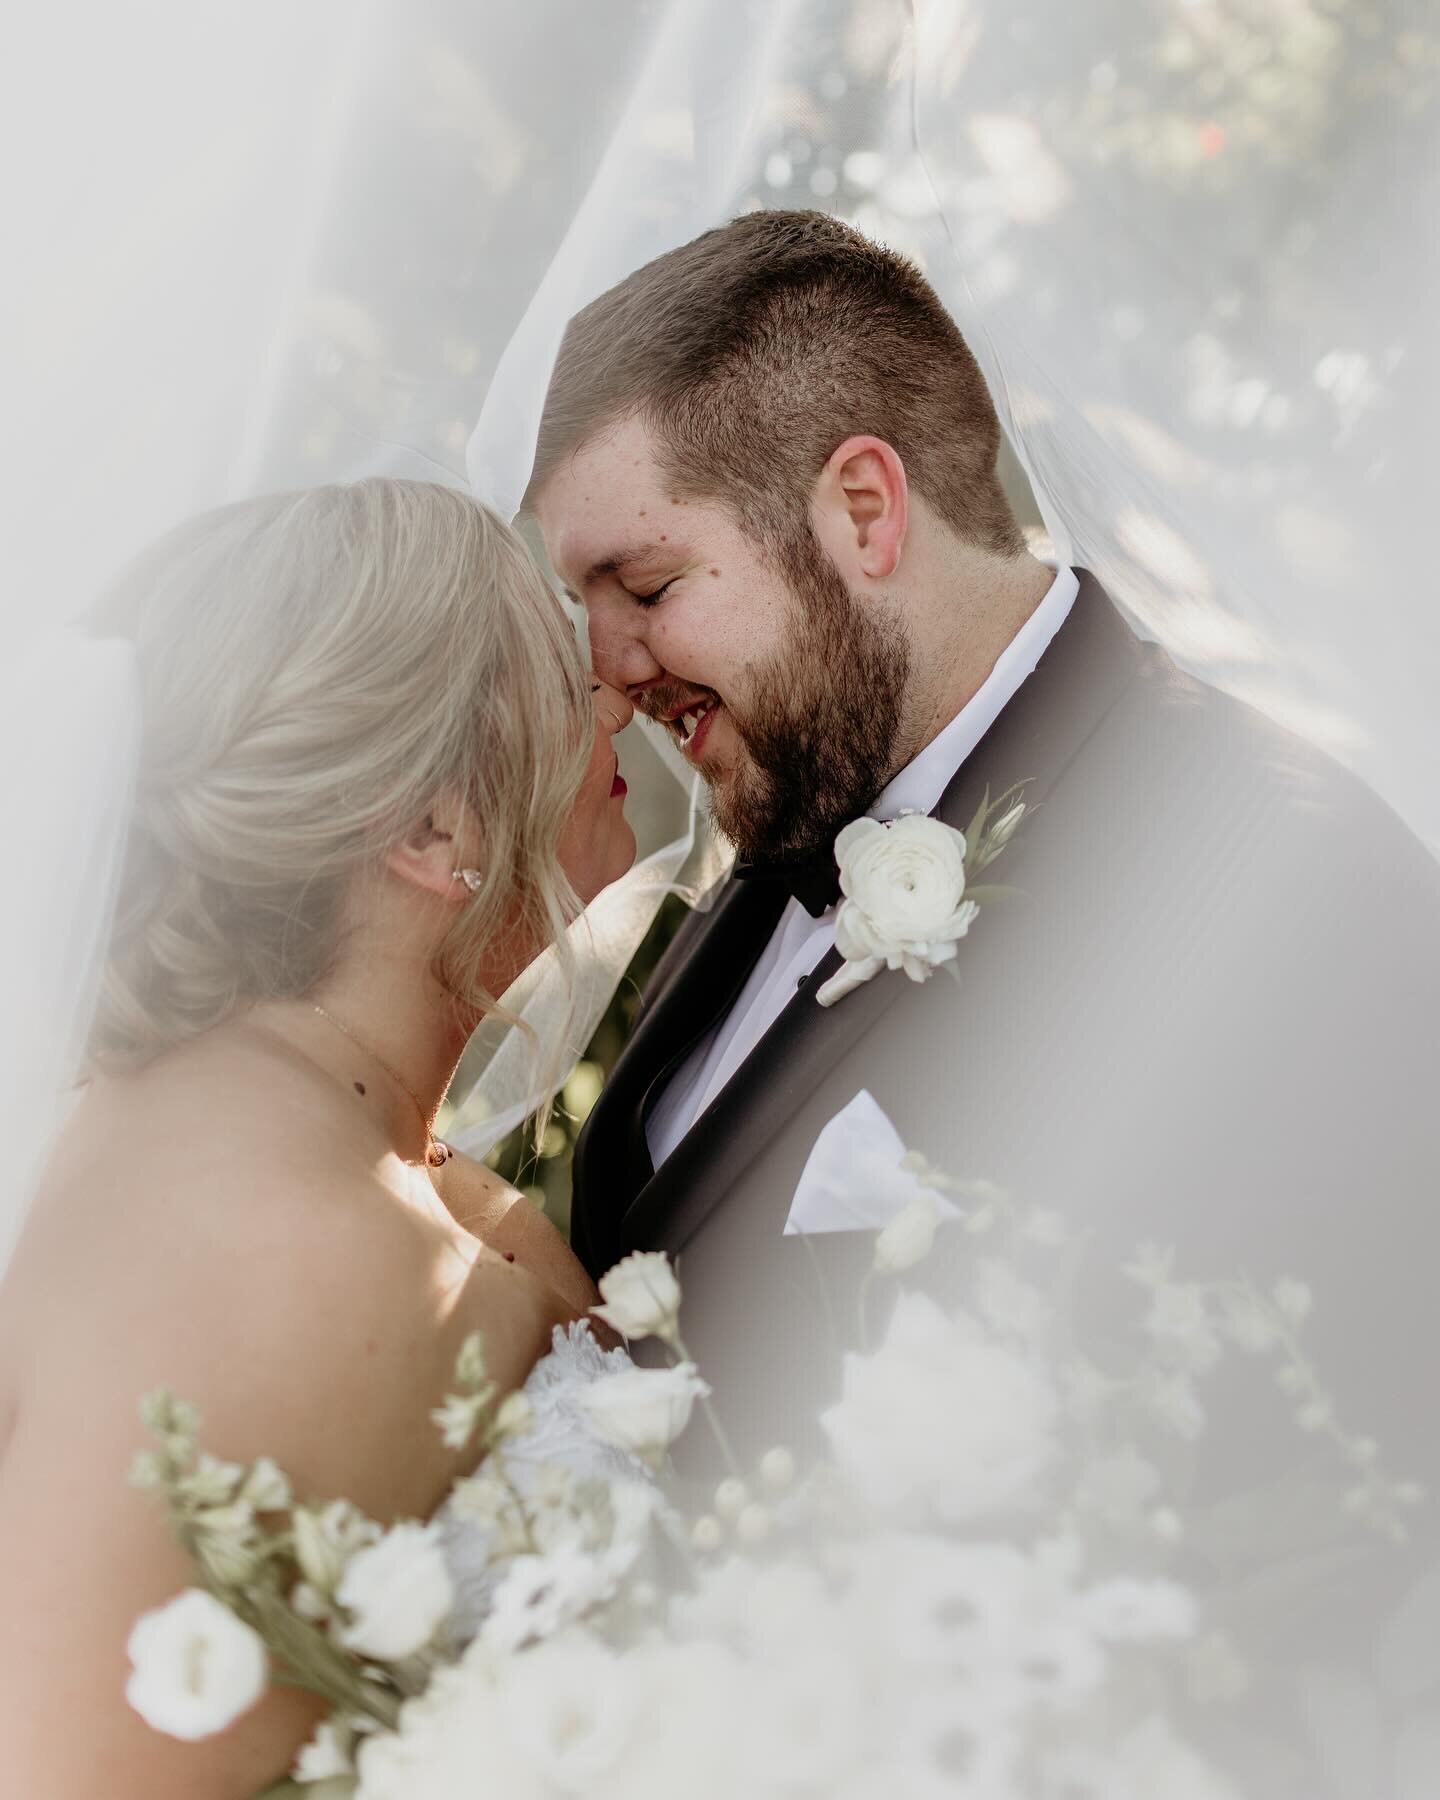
[{"x1": 0, "y1": 478, "x2": 636, "y2": 1794}]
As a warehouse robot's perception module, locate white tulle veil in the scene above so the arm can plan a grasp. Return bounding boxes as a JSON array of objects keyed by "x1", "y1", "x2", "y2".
[{"x1": 1, "y1": 0, "x2": 1435, "y2": 1248}]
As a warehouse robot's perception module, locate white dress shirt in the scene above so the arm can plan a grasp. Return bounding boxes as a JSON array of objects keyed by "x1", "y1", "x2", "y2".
[{"x1": 646, "y1": 565, "x2": 1079, "y2": 1167}]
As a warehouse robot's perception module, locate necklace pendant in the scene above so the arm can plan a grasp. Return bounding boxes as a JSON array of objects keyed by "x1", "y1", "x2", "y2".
[{"x1": 427, "y1": 1140, "x2": 453, "y2": 1168}]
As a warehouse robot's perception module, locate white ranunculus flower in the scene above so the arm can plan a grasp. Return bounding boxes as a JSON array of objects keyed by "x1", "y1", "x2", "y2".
[
  {"x1": 497, "y1": 1631, "x2": 639, "y2": 1791},
  {"x1": 821, "y1": 1291, "x2": 1058, "y2": 1520},
  {"x1": 837, "y1": 813, "x2": 973, "y2": 946},
  {"x1": 337, "y1": 1522, "x2": 455, "y2": 1661},
  {"x1": 581, "y1": 1362, "x2": 709, "y2": 1468},
  {"x1": 819, "y1": 814, "x2": 981, "y2": 1004},
  {"x1": 125, "y1": 1588, "x2": 268, "y2": 1741},
  {"x1": 591, "y1": 1250, "x2": 682, "y2": 1345},
  {"x1": 873, "y1": 1190, "x2": 944, "y2": 1273}
]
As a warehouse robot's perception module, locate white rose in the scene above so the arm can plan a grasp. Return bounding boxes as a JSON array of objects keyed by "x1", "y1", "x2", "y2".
[
  {"x1": 582, "y1": 1363, "x2": 710, "y2": 1468},
  {"x1": 820, "y1": 1291, "x2": 1058, "y2": 1520},
  {"x1": 337, "y1": 1522, "x2": 455, "y2": 1661},
  {"x1": 126, "y1": 1588, "x2": 267, "y2": 1741},
  {"x1": 591, "y1": 1250, "x2": 682, "y2": 1346},
  {"x1": 873, "y1": 1190, "x2": 948, "y2": 1273},
  {"x1": 835, "y1": 813, "x2": 972, "y2": 953}
]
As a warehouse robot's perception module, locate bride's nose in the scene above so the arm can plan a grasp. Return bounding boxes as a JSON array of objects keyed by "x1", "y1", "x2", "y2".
[{"x1": 593, "y1": 680, "x2": 634, "y2": 738}]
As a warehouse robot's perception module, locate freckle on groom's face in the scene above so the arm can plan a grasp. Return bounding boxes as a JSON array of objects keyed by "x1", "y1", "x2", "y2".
[{"x1": 535, "y1": 414, "x2": 908, "y2": 859}]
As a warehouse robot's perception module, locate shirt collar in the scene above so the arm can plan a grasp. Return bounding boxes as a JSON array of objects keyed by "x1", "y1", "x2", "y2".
[{"x1": 870, "y1": 565, "x2": 1079, "y2": 822}]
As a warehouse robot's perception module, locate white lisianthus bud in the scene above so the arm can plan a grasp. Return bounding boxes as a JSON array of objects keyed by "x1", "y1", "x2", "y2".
[
  {"x1": 591, "y1": 1251, "x2": 683, "y2": 1346},
  {"x1": 129, "y1": 1450, "x2": 166, "y2": 1491},
  {"x1": 179, "y1": 1453, "x2": 244, "y2": 1507},
  {"x1": 691, "y1": 1515, "x2": 724, "y2": 1552},
  {"x1": 873, "y1": 1190, "x2": 944, "y2": 1274},
  {"x1": 431, "y1": 1394, "x2": 481, "y2": 1451},
  {"x1": 295, "y1": 1718, "x2": 356, "y2": 1781},
  {"x1": 986, "y1": 801, "x2": 1026, "y2": 852},
  {"x1": 713, "y1": 1478, "x2": 748, "y2": 1521},
  {"x1": 126, "y1": 1590, "x2": 267, "y2": 1741},
  {"x1": 293, "y1": 1507, "x2": 346, "y2": 1595},
  {"x1": 239, "y1": 1457, "x2": 292, "y2": 1513},
  {"x1": 759, "y1": 1447, "x2": 796, "y2": 1490},
  {"x1": 170, "y1": 1399, "x2": 203, "y2": 1438},
  {"x1": 291, "y1": 1582, "x2": 330, "y2": 1622},
  {"x1": 492, "y1": 1392, "x2": 534, "y2": 1440},
  {"x1": 582, "y1": 1363, "x2": 710, "y2": 1469},
  {"x1": 454, "y1": 1330, "x2": 487, "y2": 1390},
  {"x1": 336, "y1": 1522, "x2": 455, "y2": 1661}
]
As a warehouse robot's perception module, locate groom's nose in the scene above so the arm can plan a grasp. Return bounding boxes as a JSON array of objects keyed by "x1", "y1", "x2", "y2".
[{"x1": 585, "y1": 597, "x2": 664, "y2": 694}]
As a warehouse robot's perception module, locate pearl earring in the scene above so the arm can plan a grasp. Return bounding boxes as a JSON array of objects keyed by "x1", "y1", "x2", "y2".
[{"x1": 452, "y1": 868, "x2": 483, "y2": 893}]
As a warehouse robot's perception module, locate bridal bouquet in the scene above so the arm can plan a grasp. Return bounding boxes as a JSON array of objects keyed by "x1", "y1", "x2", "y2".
[{"x1": 126, "y1": 1149, "x2": 1424, "y2": 1798}]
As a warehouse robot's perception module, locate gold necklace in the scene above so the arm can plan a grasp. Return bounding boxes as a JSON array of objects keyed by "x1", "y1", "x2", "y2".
[{"x1": 310, "y1": 1003, "x2": 452, "y2": 1169}]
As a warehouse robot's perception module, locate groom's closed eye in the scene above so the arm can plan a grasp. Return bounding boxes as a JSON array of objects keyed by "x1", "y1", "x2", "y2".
[{"x1": 630, "y1": 580, "x2": 676, "y2": 608}]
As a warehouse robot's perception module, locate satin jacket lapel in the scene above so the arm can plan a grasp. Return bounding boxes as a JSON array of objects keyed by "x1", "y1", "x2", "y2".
[
  {"x1": 618, "y1": 575, "x2": 1145, "y2": 1258},
  {"x1": 570, "y1": 872, "x2": 788, "y2": 1273}
]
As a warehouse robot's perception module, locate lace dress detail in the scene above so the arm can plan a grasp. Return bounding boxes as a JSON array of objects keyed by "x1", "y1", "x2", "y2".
[{"x1": 436, "y1": 1322, "x2": 651, "y2": 1643}]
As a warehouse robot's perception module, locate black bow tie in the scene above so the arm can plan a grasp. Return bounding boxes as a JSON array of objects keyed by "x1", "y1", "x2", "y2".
[{"x1": 733, "y1": 846, "x2": 843, "y2": 918}]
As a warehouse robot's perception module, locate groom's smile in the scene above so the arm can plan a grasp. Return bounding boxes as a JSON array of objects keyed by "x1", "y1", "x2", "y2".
[{"x1": 531, "y1": 413, "x2": 911, "y2": 862}]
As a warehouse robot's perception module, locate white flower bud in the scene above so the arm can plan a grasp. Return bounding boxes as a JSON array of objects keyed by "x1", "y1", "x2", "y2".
[
  {"x1": 431, "y1": 1395, "x2": 480, "y2": 1451},
  {"x1": 129, "y1": 1451, "x2": 166, "y2": 1491},
  {"x1": 713, "y1": 1478, "x2": 748, "y2": 1521},
  {"x1": 293, "y1": 1507, "x2": 346, "y2": 1594},
  {"x1": 180, "y1": 1454, "x2": 245, "y2": 1507},
  {"x1": 239, "y1": 1457, "x2": 292, "y2": 1513},
  {"x1": 291, "y1": 1582, "x2": 330, "y2": 1622},
  {"x1": 691, "y1": 1515, "x2": 724, "y2": 1552},
  {"x1": 582, "y1": 1363, "x2": 709, "y2": 1469},
  {"x1": 295, "y1": 1718, "x2": 355, "y2": 1782},
  {"x1": 873, "y1": 1191, "x2": 944, "y2": 1274},
  {"x1": 759, "y1": 1447, "x2": 796, "y2": 1490},
  {"x1": 454, "y1": 1331, "x2": 487, "y2": 1390},
  {"x1": 591, "y1": 1251, "x2": 683, "y2": 1346}
]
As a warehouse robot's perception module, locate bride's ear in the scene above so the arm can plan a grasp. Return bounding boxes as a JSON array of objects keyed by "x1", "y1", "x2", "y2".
[{"x1": 386, "y1": 797, "x2": 475, "y2": 903}]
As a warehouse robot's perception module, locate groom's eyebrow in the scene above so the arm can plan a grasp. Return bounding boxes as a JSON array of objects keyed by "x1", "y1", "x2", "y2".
[{"x1": 580, "y1": 541, "x2": 671, "y2": 587}]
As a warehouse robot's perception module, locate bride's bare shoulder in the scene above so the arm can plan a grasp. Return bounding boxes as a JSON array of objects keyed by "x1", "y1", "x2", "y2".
[{"x1": 4, "y1": 1028, "x2": 568, "y2": 1511}]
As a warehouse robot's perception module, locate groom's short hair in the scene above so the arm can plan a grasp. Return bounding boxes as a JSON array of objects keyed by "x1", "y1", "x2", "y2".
[{"x1": 528, "y1": 209, "x2": 1025, "y2": 558}]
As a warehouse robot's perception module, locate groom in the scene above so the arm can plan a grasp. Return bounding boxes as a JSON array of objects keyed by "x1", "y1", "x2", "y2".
[{"x1": 529, "y1": 210, "x2": 1440, "y2": 1457}]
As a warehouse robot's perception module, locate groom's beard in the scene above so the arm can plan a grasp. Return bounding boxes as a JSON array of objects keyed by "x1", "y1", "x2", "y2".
[{"x1": 710, "y1": 531, "x2": 910, "y2": 863}]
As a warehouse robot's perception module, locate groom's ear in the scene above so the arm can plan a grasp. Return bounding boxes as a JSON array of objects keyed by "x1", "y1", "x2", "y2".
[{"x1": 814, "y1": 435, "x2": 909, "y2": 582}]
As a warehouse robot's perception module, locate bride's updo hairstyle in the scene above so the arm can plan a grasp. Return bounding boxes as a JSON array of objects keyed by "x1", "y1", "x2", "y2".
[{"x1": 86, "y1": 479, "x2": 591, "y2": 1071}]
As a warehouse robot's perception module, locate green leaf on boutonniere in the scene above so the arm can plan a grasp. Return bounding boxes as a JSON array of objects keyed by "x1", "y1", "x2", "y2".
[
  {"x1": 963, "y1": 884, "x2": 1023, "y2": 905},
  {"x1": 963, "y1": 785, "x2": 992, "y2": 857}
]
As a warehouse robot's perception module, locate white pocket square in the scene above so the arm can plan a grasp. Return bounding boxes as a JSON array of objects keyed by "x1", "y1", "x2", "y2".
[{"x1": 782, "y1": 1089, "x2": 963, "y2": 1237}]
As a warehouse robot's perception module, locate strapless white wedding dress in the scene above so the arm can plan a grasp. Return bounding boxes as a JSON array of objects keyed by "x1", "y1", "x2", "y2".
[{"x1": 434, "y1": 1322, "x2": 652, "y2": 1645}]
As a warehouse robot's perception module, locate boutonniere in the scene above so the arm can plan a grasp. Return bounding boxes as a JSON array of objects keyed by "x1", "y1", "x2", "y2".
[{"x1": 815, "y1": 785, "x2": 1029, "y2": 1008}]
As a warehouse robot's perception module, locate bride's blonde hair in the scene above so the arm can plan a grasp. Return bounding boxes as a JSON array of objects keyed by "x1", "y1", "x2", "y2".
[{"x1": 86, "y1": 479, "x2": 591, "y2": 1071}]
